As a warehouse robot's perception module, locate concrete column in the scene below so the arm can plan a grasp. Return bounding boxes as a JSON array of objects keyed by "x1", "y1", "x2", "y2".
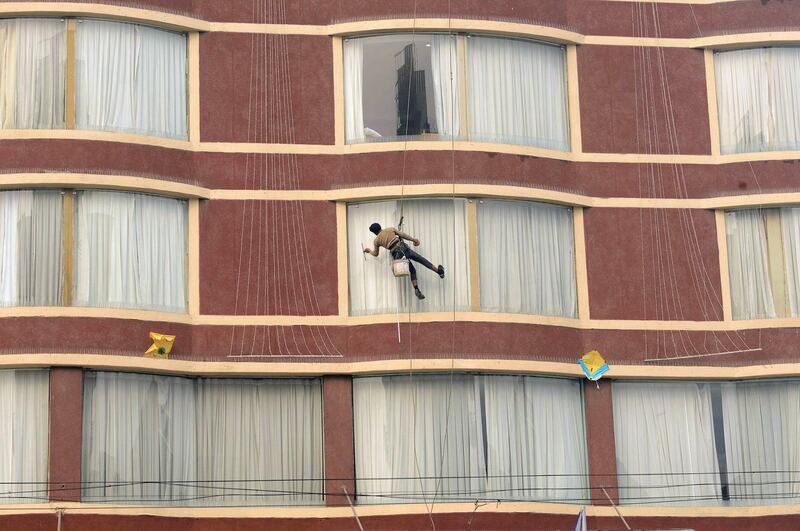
[
  {"x1": 48, "y1": 367, "x2": 83, "y2": 502},
  {"x1": 323, "y1": 376, "x2": 355, "y2": 507}
]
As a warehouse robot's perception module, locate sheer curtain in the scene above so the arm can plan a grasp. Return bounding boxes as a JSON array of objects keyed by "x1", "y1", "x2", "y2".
[
  {"x1": 467, "y1": 36, "x2": 568, "y2": 150},
  {"x1": 613, "y1": 382, "x2": 722, "y2": 505},
  {"x1": 725, "y1": 210, "x2": 775, "y2": 319},
  {"x1": 482, "y1": 375, "x2": 587, "y2": 502},
  {"x1": 353, "y1": 375, "x2": 486, "y2": 504},
  {"x1": 83, "y1": 372, "x2": 323, "y2": 506},
  {"x1": 0, "y1": 369, "x2": 49, "y2": 504},
  {"x1": 722, "y1": 380, "x2": 800, "y2": 505},
  {"x1": 76, "y1": 19, "x2": 187, "y2": 139},
  {"x1": 347, "y1": 199, "x2": 469, "y2": 315},
  {"x1": 430, "y1": 35, "x2": 460, "y2": 138},
  {"x1": 715, "y1": 47, "x2": 800, "y2": 153},
  {"x1": 0, "y1": 18, "x2": 65, "y2": 129},
  {"x1": 73, "y1": 191, "x2": 187, "y2": 312},
  {"x1": 781, "y1": 207, "x2": 800, "y2": 316},
  {"x1": 478, "y1": 199, "x2": 576, "y2": 316},
  {"x1": 354, "y1": 374, "x2": 588, "y2": 504},
  {"x1": 343, "y1": 38, "x2": 364, "y2": 143},
  {"x1": 0, "y1": 190, "x2": 63, "y2": 306}
]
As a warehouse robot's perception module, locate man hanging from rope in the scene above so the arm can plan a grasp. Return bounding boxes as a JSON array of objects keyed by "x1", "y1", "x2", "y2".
[{"x1": 363, "y1": 222, "x2": 445, "y2": 300}]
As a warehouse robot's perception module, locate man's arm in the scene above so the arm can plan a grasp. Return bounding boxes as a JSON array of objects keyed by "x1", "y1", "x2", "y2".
[
  {"x1": 396, "y1": 230, "x2": 420, "y2": 246},
  {"x1": 363, "y1": 239, "x2": 380, "y2": 257}
]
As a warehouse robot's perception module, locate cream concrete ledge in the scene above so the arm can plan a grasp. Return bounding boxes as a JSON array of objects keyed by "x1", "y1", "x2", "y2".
[
  {"x1": 0, "y1": 2, "x2": 209, "y2": 31},
  {"x1": 4, "y1": 355, "x2": 800, "y2": 381},
  {"x1": 0, "y1": 499, "x2": 799, "y2": 519},
  {"x1": 0, "y1": 173, "x2": 210, "y2": 199},
  {"x1": 4, "y1": 128, "x2": 800, "y2": 165},
  {"x1": 6, "y1": 306, "x2": 800, "y2": 332}
]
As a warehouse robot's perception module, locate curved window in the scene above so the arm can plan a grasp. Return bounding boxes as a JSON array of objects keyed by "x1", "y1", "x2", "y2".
[
  {"x1": 0, "y1": 17, "x2": 186, "y2": 139},
  {"x1": 614, "y1": 379, "x2": 800, "y2": 506},
  {"x1": 347, "y1": 197, "x2": 577, "y2": 317},
  {"x1": 715, "y1": 47, "x2": 800, "y2": 154},
  {"x1": 353, "y1": 373, "x2": 588, "y2": 504},
  {"x1": 82, "y1": 371, "x2": 324, "y2": 506},
  {"x1": 344, "y1": 33, "x2": 569, "y2": 150},
  {"x1": 0, "y1": 189, "x2": 187, "y2": 312},
  {"x1": 0, "y1": 369, "x2": 50, "y2": 504},
  {"x1": 725, "y1": 207, "x2": 800, "y2": 319}
]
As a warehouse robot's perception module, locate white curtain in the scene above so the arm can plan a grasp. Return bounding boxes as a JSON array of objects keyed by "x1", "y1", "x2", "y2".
[
  {"x1": 781, "y1": 207, "x2": 800, "y2": 317},
  {"x1": 613, "y1": 382, "x2": 722, "y2": 505},
  {"x1": 195, "y1": 378, "x2": 323, "y2": 506},
  {"x1": 76, "y1": 19, "x2": 186, "y2": 139},
  {"x1": 0, "y1": 18, "x2": 65, "y2": 129},
  {"x1": 467, "y1": 36, "x2": 569, "y2": 150},
  {"x1": 430, "y1": 35, "x2": 460, "y2": 138},
  {"x1": 347, "y1": 199, "x2": 469, "y2": 315},
  {"x1": 0, "y1": 190, "x2": 63, "y2": 307},
  {"x1": 73, "y1": 191, "x2": 187, "y2": 312},
  {"x1": 721, "y1": 380, "x2": 800, "y2": 505},
  {"x1": 83, "y1": 372, "x2": 323, "y2": 506},
  {"x1": 725, "y1": 210, "x2": 775, "y2": 319},
  {"x1": 343, "y1": 38, "x2": 364, "y2": 143},
  {"x1": 482, "y1": 375, "x2": 587, "y2": 502},
  {"x1": 354, "y1": 374, "x2": 588, "y2": 504},
  {"x1": 715, "y1": 47, "x2": 800, "y2": 153},
  {"x1": 353, "y1": 375, "x2": 487, "y2": 504},
  {"x1": 478, "y1": 200, "x2": 576, "y2": 316},
  {"x1": 0, "y1": 370, "x2": 49, "y2": 504}
]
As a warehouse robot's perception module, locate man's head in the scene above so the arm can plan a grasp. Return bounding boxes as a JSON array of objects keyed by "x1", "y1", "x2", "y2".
[{"x1": 369, "y1": 223, "x2": 382, "y2": 235}]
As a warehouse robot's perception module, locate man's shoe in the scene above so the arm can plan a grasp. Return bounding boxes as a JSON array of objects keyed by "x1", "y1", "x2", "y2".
[
  {"x1": 415, "y1": 288, "x2": 426, "y2": 300},
  {"x1": 437, "y1": 265, "x2": 445, "y2": 279}
]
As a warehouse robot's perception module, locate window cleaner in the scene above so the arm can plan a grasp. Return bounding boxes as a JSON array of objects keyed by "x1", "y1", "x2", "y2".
[{"x1": 363, "y1": 222, "x2": 445, "y2": 300}]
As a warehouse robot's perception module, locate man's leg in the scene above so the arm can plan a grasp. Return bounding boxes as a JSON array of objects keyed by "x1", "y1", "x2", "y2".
[
  {"x1": 405, "y1": 248, "x2": 445, "y2": 278},
  {"x1": 408, "y1": 262, "x2": 425, "y2": 300}
]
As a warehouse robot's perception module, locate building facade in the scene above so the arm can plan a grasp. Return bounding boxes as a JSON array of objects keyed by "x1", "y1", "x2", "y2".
[{"x1": 0, "y1": 0, "x2": 799, "y2": 529}]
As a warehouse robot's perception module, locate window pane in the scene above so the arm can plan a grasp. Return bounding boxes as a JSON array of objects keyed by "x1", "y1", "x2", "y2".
[
  {"x1": 75, "y1": 19, "x2": 187, "y2": 139},
  {"x1": 82, "y1": 371, "x2": 324, "y2": 506},
  {"x1": 344, "y1": 34, "x2": 460, "y2": 143},
  {"x1": 0, "y1": 369, "x2": 50, "y2": 504},
  {"x1": 347, "y1": 198, "x2": 469, "y2": 315},
  {"x1": 723, "y1": 207, "x2": 800, "y2": 320},
  {"x1": 0, "y1": 190, "x2": 63, "y2": 306},
  {"x1": 715, "y1": 47, "x2": 800, "y2": 154},
  {"x1": 478, "y1": 199, "x2": 576, "y2": 316},
  {"x1": 73, "y1": 191, "x2": 187, "y2": 312},
  {"x1": 722, "y1": 380, "x2": 800, "y2": 505},
  {"x1": 613, "y1": 382, "x2": 722, "y2": 505},
  {"x1": 0, "y1": 18, "x2": 66, "y2": 129},
  {"x1": 354, "y1": 374, "x2": 587, "y2": 504},
  {"x1": 467, "y1": 36, "x2": 569, "y2": 150}
]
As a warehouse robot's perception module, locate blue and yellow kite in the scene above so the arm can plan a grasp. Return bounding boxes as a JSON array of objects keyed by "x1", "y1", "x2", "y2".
[{"x1": 579, "y1": 350, "x2": 609, "y2": 381}]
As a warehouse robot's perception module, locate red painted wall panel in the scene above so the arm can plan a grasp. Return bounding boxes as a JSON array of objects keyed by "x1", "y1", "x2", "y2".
[
  {"x1": 199, "y1": 33, "x2": 334, "y2": 145},
  {"x1": 578, "y1": 45, "x2": 711, "y2": 155}
]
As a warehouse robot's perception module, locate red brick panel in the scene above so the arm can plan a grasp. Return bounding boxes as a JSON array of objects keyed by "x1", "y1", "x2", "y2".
[
  {"x1": 48, "y1": 367, "x2": 83, "y2": 502},
  {"x1": 323, "y1": 376, "x2": 355, "y2": 507},
  {"x1": 578, "y1": 45, "x2": 711, "y2": 155}
]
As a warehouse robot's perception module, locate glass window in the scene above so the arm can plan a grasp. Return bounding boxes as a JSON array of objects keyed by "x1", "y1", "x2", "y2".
[
  {"x1": 0, "y1": 369, "x2": 50, "y2": 504},
  {"x1": 715, "y1": 47, "x2": 800, "y2": 154},
  {"x1": 0, "y1": 18, "x2": 66, "y2": 129},
  {"x1": 0, "y1": 190, "x2": 63, "y2": 306},
  {"x1": 82, "y1": 371, "x2": 324, "y2": 506},
  {"x1": 75, "y1": 19, "x2": 187, "y2": 139},
  {"x1": 347, "y1": 198, "x2": 470, "y2": 315},
  {"x1": 477, "y1": 199, "x2": 576, "y2": 316},
  {"x1": 725, "y1": 207, "x2": 800, "y2": 319},
  {"x1": 467, "y1": 36, "x2": 569, "y2": 150},
  {"x1": 614, "y1": 379, "x2": 800, "y2": 506},
  {"x1": 73, "y1": 191, "x2": 187, "y2": 312},
  {"x1": 344, "y1": 33, "x2": 569, "y2": 150},
  {"x1": 354, "y1": 373, "x2": 588, "y2": 504}
]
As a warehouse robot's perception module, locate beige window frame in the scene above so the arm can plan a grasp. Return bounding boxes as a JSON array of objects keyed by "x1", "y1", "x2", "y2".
[
  {"x1": 340, "y1": 32, "x2": 575, "y2": 151},
  {"x1": 341, "y1": 196, "x2": 587, "y2": 319}
]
